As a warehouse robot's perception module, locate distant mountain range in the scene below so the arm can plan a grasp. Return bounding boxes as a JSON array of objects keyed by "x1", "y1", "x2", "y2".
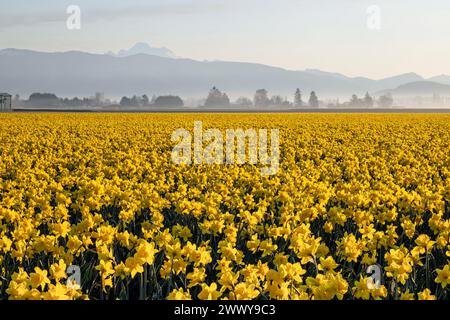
[
  {"x1": 427, "y1": 75, "x2": 450, "y2": 85},
  {"x1": 1, "y1": 44, "x2": 450, "y2": 100},
  {"x1": 377, "y1": 81, "x2": 450, "y2": 96},
  {"x1": 107, "y1": 42, "x2": 177, "y2": 59}
]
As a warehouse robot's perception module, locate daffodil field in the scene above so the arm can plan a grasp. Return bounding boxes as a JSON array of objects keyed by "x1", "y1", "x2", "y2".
[{"x1": 0, "y1": 113, "x2": 449, "y2": 300}]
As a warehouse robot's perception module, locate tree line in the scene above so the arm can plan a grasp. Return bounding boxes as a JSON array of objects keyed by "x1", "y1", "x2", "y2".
[
  {"x1": 203, "y1": 87, "x2": 319, "y2": 108},
  {"x1": 21, "y1": 89, "x2": 394, "y2": 109},
  {"x1": 21, "y1": 93, "x2": 185, "y2": 108},
  {"x1": 204, "y1": 87, "x2": 393, "y2": 108},
  {"x1": 119, "y1": 95, "x2": 183, "y2": 107},
  {"x1": 23, "y1": 93, "x2": 106, "y2": 107}
]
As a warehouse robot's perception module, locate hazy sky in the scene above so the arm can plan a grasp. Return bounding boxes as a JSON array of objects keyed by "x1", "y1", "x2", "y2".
[{"x1": 1, "y1": 0, "x2": 449, "y2": 79}]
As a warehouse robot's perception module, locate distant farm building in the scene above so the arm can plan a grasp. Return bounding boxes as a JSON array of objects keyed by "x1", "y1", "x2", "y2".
[{"x1": 0, "y1": 93, "x2": 12, "y2": 112}]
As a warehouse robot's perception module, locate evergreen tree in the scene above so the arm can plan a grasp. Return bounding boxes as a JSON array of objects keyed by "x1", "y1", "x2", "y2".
[
  {"x1": 142, "y1": 94, "x2": 150, "y2": 106},
  {"x1": 308, "y1": 91, "x2": 319, "y2": 108},
  {"x1": 294, "y1": 88, "x2": 303, "y2": 108}
]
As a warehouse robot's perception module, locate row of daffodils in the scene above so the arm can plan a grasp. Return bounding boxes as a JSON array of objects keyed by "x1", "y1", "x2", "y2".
[{"x1": 0, "y1": 113, "x2": 449, "y2": 300}]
